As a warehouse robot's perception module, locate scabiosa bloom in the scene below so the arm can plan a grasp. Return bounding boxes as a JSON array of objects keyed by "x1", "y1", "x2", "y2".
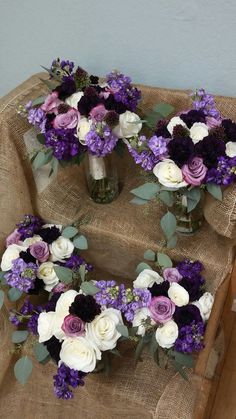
[
  {"x1": 17, "y1": 215, "x2": 43, "y2": 240},
  {"x1": 85, "y1": 125, "x2": 118, "y2": 157},
  {"x1": 195, "y1": 135, "x2": 226, "y2": 168},
  {"x1": 69, "y1": 295, "x2": 101, "y2": 323},
  {"x1": 45, "y1": 128, "x2": 84, "y2": 160},
  {"x1": 191, "y1": 89, "x2": 220, "y2": 120},
  {"x1": 155, "y1": 119, "x2": 170, "y2": 138},
  {"x1": 168, "y1": 136, "x2": 195, "y2": 167},
  {"x1": 5, "y1": 258, "x2": 37, "y2": 293},
  {"x1": 174, "y1": 321, "x2": 205, "y2": 353},
  {"x1": 53, "y1": 363, "x2": 86, "y2": 400},
  {"x1": 106, "y1": 70, "x2": 141, "y2": 112},
  {"x1": 123, "y1": 288, "x2": 152, "y2": 322},
  {"x1": 205, "y1": 156, "x2": 236, "y2": 186}
]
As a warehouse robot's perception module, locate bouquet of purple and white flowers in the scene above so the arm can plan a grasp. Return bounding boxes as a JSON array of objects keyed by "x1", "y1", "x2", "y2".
[{"x1": 0, "y1": 215, "x2": 90, "y2": 302}]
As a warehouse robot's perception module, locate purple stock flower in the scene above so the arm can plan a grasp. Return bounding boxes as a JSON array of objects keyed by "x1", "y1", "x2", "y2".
[
  {"x1": 128, "y1": 146, "x2": 159, "y2": 171},
  {"x1": 27, "y1": 107, "x2": 47, "y2": 133},
  {"x1": 176, "y1": 260, "x2": 203, "y2": 278},
  {"x1": 45, "y1": 128, "x2": 84, "y2": 160},
  {"x1": 64, "y1": 255, "x2": 93, "y2": 272},
  {"x1": 205, "y1": 156, "x2": 236, "y2": 186},
  {"x1": 123, "y1": 288, "x2": 152, "y2": 322},
  {"x1": 5, "y1": 258, "x2": 37, "y2": 293},
  {"x1": 27, "y1": 312, "x2": 40, "y2": 335},
  {"x1": 53, "y1": 363, "x2": 86, "y2": 400},
  {"x1": 17, "y1": 215, "x2": 43, "y2": 240},
  {"x1": 85, "y1": 125, "x2": 118, "y2": 157},
  {"x1": 106, "y1": 70, "x2": 141, "y2": 112},
  {"x1": 174, "y1": 321, "x2": 205, "y2": 353},
  {"x1": 148, "y1": 135, "x2": 168, "y2": 159},
  {"x1": 191, "y1": 89, "x2": 221, "y2": 120},
  {"x1": 95, "y1": 280, "x2": 126, "y2": 310},
  {"x1": 20, "y1": 299, "x2": 34, "y2": 315}
]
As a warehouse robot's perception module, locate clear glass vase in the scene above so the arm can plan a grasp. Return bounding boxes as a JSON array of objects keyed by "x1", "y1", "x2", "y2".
[
  {"x1": 85, "y1": 154, "x2": 119, "y2": 204},
  {"x1": 172, "y1": 192, "x2": 204, "y2": 235}
]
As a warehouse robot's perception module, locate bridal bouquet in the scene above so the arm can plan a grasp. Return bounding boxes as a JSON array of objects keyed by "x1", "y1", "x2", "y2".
[
  {"x1": 129, "y1": 89, "x2": 236, "y2": 242},
  {"x1": 0, "y1": 215, "x2": 90, "y2": 303}
]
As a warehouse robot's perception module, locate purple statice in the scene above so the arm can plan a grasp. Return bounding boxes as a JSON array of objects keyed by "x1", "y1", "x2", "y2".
[
  {"x1": 148, "y1": 135, "x2": 169, "y2": 159},
  {"x1": 176, "y1": 260, "x2": 203, "y2": 279},
  {"x1": 174, "y1": 321, "x2": 205, "y2": 353},
  {"x1": 106, "y1": 70, "x2": 141, "y2": 112},
  {"x1": 205, "y1": 156, "x2": 236, "y2": 186},
  {"x1": 123, "y1": 288, "x2": 152, "y2": 322},
  {"x1": 17, "y1": 214, "x2": 43, "y2": 240},
  {"x1": 27, "y1": 107, "x2": 47, "y2": 133},
  {"x1": 5, "y1": 258, "x2": 37, "y2": 293},
  {"x1": 95, "y1": 280, "x2": 126, "y2": 310},
  {"x1": 85, "y1": 125, "x2": 118, "y2": 157},
  {"x1": 53, "y1": 363, "x2": 86, "y2": 400},
  {"x1": 191, "y1": 89, "x2": 221, "y2": 120},
  {"x1": 45, "y1": 128, "x2": 84, "y2": 160}
]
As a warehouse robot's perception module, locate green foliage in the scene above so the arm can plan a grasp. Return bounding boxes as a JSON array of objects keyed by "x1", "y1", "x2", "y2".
[
  {"x1": 8, "y1": 288, "x2": 22, "y2": 302},
  {"x1": 136, "y1": 262, "x2": 152, "y2": 274},
  {"x1": 184, "y1": 187, "x2": 201, "y2": 213},
  {"x1": 143, "y1": 249, "x2": 156, "y2": 261},
  {"x1": 116, "y1": 324, "x2": 129, "y2": 338},
  {"x1": 0, "y1": 290, "x2": 4, "y2": 310},
  {"x1": 80, "y1": 281, "x2": 99, "y2": 296},
  {"x1": 11, "y1": 331, "x2": 29, "y2": 344},
  {"x1": 130, "y1": 197, "x2": 149, "y2": 205},
  {"x1": 131, "y1": 183, "x2": 160, "y2": 200},
  {"x1": 31, "y1": 96, "x2": 47, "y2": 107},
  {"x1": 157, "y1": 252, "x2": 173, "y2": 268},
  {"x1": 14, "y1": 356, "x2": 33, "y2": 385},
  {"x1": 79, "y1": 264, "x2": 86, "y2": 282},
  {"x1": 32, "y1": 149, "x2": 53, "y2": 170},
  {"x1": 160, "y1": 211, "x2": 177, "y2": 239},
  {"x1": 206, "y1": 183, "x2": 223, "y2": 201},
  {"x1": 53, "y1": 266, "x2": 73, "y2": 284},
  {"x1": 166, "y1": 234, "x2": 178, "y2": 249},
  {"x1": 62, "y1": 226, "x2": 78, "y2": 239},
  {"x1": 159, "y1": 190, "x2": 174, "y2": 207},
  {"x1": 153, "y1": 103, "x2": 175, "y2": 117},
  {"x1": 73, "y1": 235, "x2": 88, "y2": 250},
  {"x1": 34, "y1": 342, "x2": 50, "y2": 363}
]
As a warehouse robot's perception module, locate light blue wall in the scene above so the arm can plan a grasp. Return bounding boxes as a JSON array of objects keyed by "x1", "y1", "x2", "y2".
[{"x1": 1, "y1": 0, "x2": 236, "y2": 98}]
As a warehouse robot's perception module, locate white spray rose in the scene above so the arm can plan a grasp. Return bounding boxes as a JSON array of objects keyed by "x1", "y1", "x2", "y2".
[
  {"x1": 225, "y1": 141, "x2": 236, "y2": 158},
  {"x1": 76, "y1": 117, "x2": 92, "y2": 144},
  {"x1": 60, "y1": 336, "x2": 101, "y2": 373},
  {"x1": 155, "y1": 320, "x2": 179, "y2": 348},
  {"x1": 132, "y1": 307, "x2": 152, "y2": 336},
  {"x1": 37, "y1": 261, "x2": 59, "y2": 291},
  {"x1": 37, "y1": 311, "x2": 56, "y2": 343},
  {"x1": 153, "y1": 159, "x2": 187, "y2": 188},
  {"x1": 23, "y1": 235, "x2": 42, "y2": 246},
  {"x1": 86, "y1": 308, "x2": 122, "y2": 351},
  {"x1": 65, "y1": 91, "x2": 84, "y2": 109},
  {"x1": 113, "y1": 111, "x2": 142, "y2": 139},
  {"x1": 168, "y1": 283, "x2": 189, "y2": 307},
  {"x1": 50, "y1": 236, "x2": 74, "y2": 262},
  {"x1": 133, "y1": 269, "x2": 163, "y2": 289},
  {"x1": 167, "y1": 117, "x2": 187, "y2": 135},
  {"x1": 193, "y1": 292, "x2": 214, "y2": 322},
  {"x1": 189, "y1": 122, "x2": 209, "y2": 144},
  {"x1": 0, "y1": 244, "x2": 27, "y2": 271}
]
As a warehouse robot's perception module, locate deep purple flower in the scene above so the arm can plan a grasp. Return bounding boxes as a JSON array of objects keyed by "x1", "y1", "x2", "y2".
[
  {"x1": 38, "y1": 226, "x2": 61, "y2": 244},
  {"x1": 176, "y1": 260, "x2": 203, "y2": 278},
  {"x1": 148, "y1": 280, "x2": 170, "y2": 298},
  {"x1": 128, "y1": 146, "x2": 159, "y2": 171},
  {"x1": 27, "y1": 312, "x2": 41, "y2": 335},
  {"x1": 19, "y1": 249, "x2": 37, "y2": 264},
  {"x1": 69, "y1": 295, "x2": 101, "y2": 323},
  {"x1": 168, "y1": 136, "x2": 195, "y2": 167},
  {"x1": 155, "y1": 119, "x2": 170, "y2": 138},
  {"x1": 55, "y1": 76, "x2": 77, "y2": 100},
  {"x1": 64, "y1": 255, "x2": 92, "y2": 272},
  {"x1": 180, "y1": 110, "x2": 206, "y2": 128},
  {"x1": 173, "y1": 304, "x2": 202, "y2": 328},
  {"x1": 17, "y1": 215, "x2": 43, "y2": 240},
  {"x1": 9, "y1": 312, "x2": 21, "y2": 326},
  {"x1": 191, "y1": 89, "x2": 220, "y2": 120},
  {"x1": 205, "y1": 156, "x2": 236, "y2": 186},
  {"x1": 174, "y1": 321, "x2": 205, "y2": 353},
  {"x1": 77, "y1": 87, "x2": 101, "y2": 115},
  {"x1": 179, "y1": 276, "x2": 204, "y2": 301},
  {"x1": 53, "y1": 363, "x2": 86, "y2": 400},
  {"x1": 222, "y1": 119, "x2": 236, "y2": 142},
  {"x1": 5, "y1": 258, "x2": 37, "y2": 293},
  {"x1": 44, "y1": 336, "x2": 62, "y2": 363},
  {"x1": 44, "y1": 292, "x2": 63, "y2": 312},
  {"x1": 195, "y1": 135, "x2": 226, "y2": 168},
  {"x1": 85, "y1": 125, "x2": 118, "y2": 157},
  {"x1": 45, "y1": 128, "x2": 84, "y2": 160},
  {"x1": 106, "y1": 70, "x2": 141, "y2": 112},
  {"x1": 20, "y1": 299, "x2": 34, "y2": 315},
  {"x1": 27, "y1": 277, "x2": 45, "y2": 295}
]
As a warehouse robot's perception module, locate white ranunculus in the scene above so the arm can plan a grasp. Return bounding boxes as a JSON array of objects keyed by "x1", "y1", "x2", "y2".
[
  {"x1": 167, "y1": 116, "x2": 187, "y2": 135},
  {"x1": 189, "y1": 122, "x2": 209, "y2": 144},
  {"x1": 193, "y1": 292, "x2": 214, "y2": 322},
  {"x1": 113, "y1": 111, "x2": 142, "y2": 139},
  {"x1": 65, "y1": 91, "x2": 84, "y2": 109},
  {"x1": 50, "y1": 236, "x2": 74, "y2": 262},
  {"x1": 76, "y1": 117, "x2": 92, "y2": 144},
  {"x1": 60, "y1": 336, "x2": 101, "y2": 373},
  {"x1": 42, "y1": 224, "x2": 62, "y2": 231},
  {"x1": 86, "y1": 308, "x2": 122, "y2": 351},
  {"x1": 0, "y1": 244, "x2": 27, "y2": 271},
  {"x1": 225, "y1": 141, "x2": 236, "y2": 158},
  {"x1": 37, "y1": 261, "x2": 59, "y2": 291},
  {"x1": 133, "y1": 269, "x2": 163, "y2": 289},
  {"x1": 168, "y1": 283, "x2": 189, "y2": 307},
  {"x1": 155, "y1": 320, "x2": 179, "y2": 348},
  {"x1": 23, "y1": 235, "x2": 43, "y2": 246},
  {"x1": 132, "y1": 307, "x2": 152, "y2": 336},
  {"x1": 37, "y1": 311, "x2": 55, "y2": 343},
  {"x1": 153, "y1": 159, "x2": 188, "y2": 188}
]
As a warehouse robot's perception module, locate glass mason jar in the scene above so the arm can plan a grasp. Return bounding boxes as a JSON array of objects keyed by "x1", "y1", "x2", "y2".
[
  {"x1": 85, "y1": 154, "x2": 119, "y2": 204},
  {"x1": 172, "y1": 192, "x2": 204, "y2": 234}
]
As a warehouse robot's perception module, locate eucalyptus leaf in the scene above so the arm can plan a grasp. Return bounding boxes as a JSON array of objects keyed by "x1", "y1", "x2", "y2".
[
  {"x1": 14, "y1": 356, "x2": 33, "y2": 385},
  {"x1": 62, "y1": 226, "x2": 78, "y2": 239},
  {"x1": 149, "y1": 333, "x2": 159, "y2": 357},
  {"x1": 160, "y1": 211, "x2": 177, "y2": 239},
  {"x1": 130, "y1": 197, "x2": 149, "y2": 205},
  {"x1": 157, "y1": 252, "x2": 173, "y2": 268},
  {"x1": 51, "y1": 157, "x2": 59, "y2": 177},
  {"x1": 143, "y1": 249, "x2": 156, "y2": 261},
  {"x1": 34, "y1": 342, "x2": 50, "y2": 362},
  {"x1": 73, "y1": 235, "x2": 88, "y2": 250},
  {"x1": 172, "y1": 360, "x2": 189, "y2": 381},
  {"x1": 167, "y1": 234, "x2": 178, "y2": 249},
  {"x1": 134, "y1": 337, "x2": 146, "y2": 362},
  {"x1": 153, "y1": 103, "x2": 175, "y2": 117},
  {"x1": 131, "y1": 183, "x2": 160, "y2": 200},
  {"x1": 80, "y1": 281, "x2": 99, "y2": 296},
  {"x1": 159, "y1": 190, "x2": 174, "y2": 207},
  {"x1": 31, "y1": 96, "x2": 47, "y2": 107},
  {"x1": 171, "y1": 350, "x2": 194, "y2": 368},
  {"x1": 136, "y1": 262, "x2": 152, "y2": 274},
  {"x1": 206, "y1": 183, "x2": 223, "y2": 201},
  {"x1": 53, "y1": 266, "x2": 73, "y2": 284},
  {"x1": 12, "y1": 330, "x2": 29, "y2": 344},
  {"x1": 0, "y1": 290, "x2": 4, "y2": 310},
  {"x1": 32, "y1": 150, "x2": 53, "y2": 170},
  {"x1": 36, "y1": 133, "x2": 46, "y2": 145},
  {"x1": 145, "y1": 110, "x2": 163, "y2": 129},
  {"x1": 109, "y1": 348, "x2": 122, "y2": 357},
  {"x1": 79, "y1": 264, "x2": 86, "y2": 282},
  {"x1": 0, "y1": 270, "x2": 6, "y2": 280},
  {"x1": 116, "y1": 324, "x2": 129, "y2": 338},
  {"x1": 8, "y1": 288, "x2": 22, "y2": 302},
  {"x1": 39, "y1": 78, "x2": 60, "y2": 91}
]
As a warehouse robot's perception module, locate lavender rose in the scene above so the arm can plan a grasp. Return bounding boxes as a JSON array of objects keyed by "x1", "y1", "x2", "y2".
[
  {"x1": 41, "y1": 92, "x2": 62, "y2": 114},
  {"x1": 29, "y1": 241, "x2": 49, "y2": 262},
  {"x1": 163, "y1": 268, "x2": 183, "y2": 283},
  {"x1": 61, "y1": 314, "x2": 85, "y2": 337},
  {"x1": 53, "y1": 108, "x2": 80, "y2": 130},
  {"x1": 89, "y1": 104, "x2": 108, "y2": 122},
  {"x1": 149, "y1": 296, "x2": 175, "y2": 323},
  {"x1": 6, "y1": 229, "x2": 21, "y2": 247},
  {"x1": 182, "y1": 157, "x2": 207, "y2": 186}
]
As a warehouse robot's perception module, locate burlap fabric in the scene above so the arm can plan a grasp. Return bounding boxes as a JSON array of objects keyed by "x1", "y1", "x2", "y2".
[{"x1": 0, "y1": 74, "x2": 235, "y2": 418}]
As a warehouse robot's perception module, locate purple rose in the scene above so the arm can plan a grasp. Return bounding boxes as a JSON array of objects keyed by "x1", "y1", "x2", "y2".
[
  {"x1": 149, "y1": 296, "x2": 175, "y2": 323},
  {"x1": 29, "y1": 241, "x2": 49, "y2": 262},
  {"x1": 41, "y1": 91, "x2": 62, "y2": 114},
  {"x1": 6, "y1": 229, "x2": 21, "y2": 247},
  {"x1": 61, "y1": 314, "x2": 85, "y2": 337},
  {"x1": 163, "y1": 268, "x2": 183, "y2": 283},
  {"x1": 89, "y1": 104, "x2": 108, "y2": 122},
  {"x1": 205, "y1": 116, "x2": 222, "y2": 129},
  {"x1": 182, "y1": 157, "x2": 207, "y2": 186},
  {"x1": 53, "y1": 108, "x2": 80, "y2": 130}
]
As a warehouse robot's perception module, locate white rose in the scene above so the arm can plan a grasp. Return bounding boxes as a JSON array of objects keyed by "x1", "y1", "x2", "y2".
[
  {"x1": 86, "y1": 308, "x2": 122, "y2": 351},
  {"x1": 189, "y1": 122, "x2": 209, "y2": 144},
  {"x1": 155, "y1": 320, "x2": 179, "y2": 348},
  {"x1": 168, "y1": 283, "x2": 189, "y2": 307},
  {"x1": 60, "y1": 336, "x2": 101, "y2": 372},
  {"x1": 0, "y1": 244, "x2": 27, "y2": 271},
  {"x1": 49, "y1": 236, "x2": 74, "y2": 262},
  {"x1": 37, "y1": 261, "x2": 59, "y2": 291},
  {"x1": 167, "y1": 116, "x2": 187, "y2": 135},
  {"x1": 37, "y1": 311, "x2": 55, "y2": 343},
  {"x1": 193, "y1": 292, "x2": 214, "y2": 322},
  {"x1": 23, "y1": 235, "x2": 42, "y2": 246},
  {"x1": 76, "y1": 117, "x2": 92, "y2": 144},
  {"x1": 153, "y1": 159, "x2": 188, "y2": 188},
  {"x1": 133, "y1": 269, "x2": 163, "y2": 289},
  {"x1": 65, "y1": 91, "x2": 84, "y2": 109},
  {"x1": 113, "y1": 111, "x2": 142, "y2": 139},
  {"x1": 132, "y1": 307, "x2": 152, "y2": 336},
  {"x1": 52, "y1": 290, "x2": 79, "y2": 340},
  {"x1": 225, "y1": 141, "x2": 236, "y2": 158}
]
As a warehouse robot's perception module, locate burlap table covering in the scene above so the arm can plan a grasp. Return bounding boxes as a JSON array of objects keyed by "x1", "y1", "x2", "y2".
[{"x1": 0, "y1": 74, "x2": 235, "y2": 418}]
